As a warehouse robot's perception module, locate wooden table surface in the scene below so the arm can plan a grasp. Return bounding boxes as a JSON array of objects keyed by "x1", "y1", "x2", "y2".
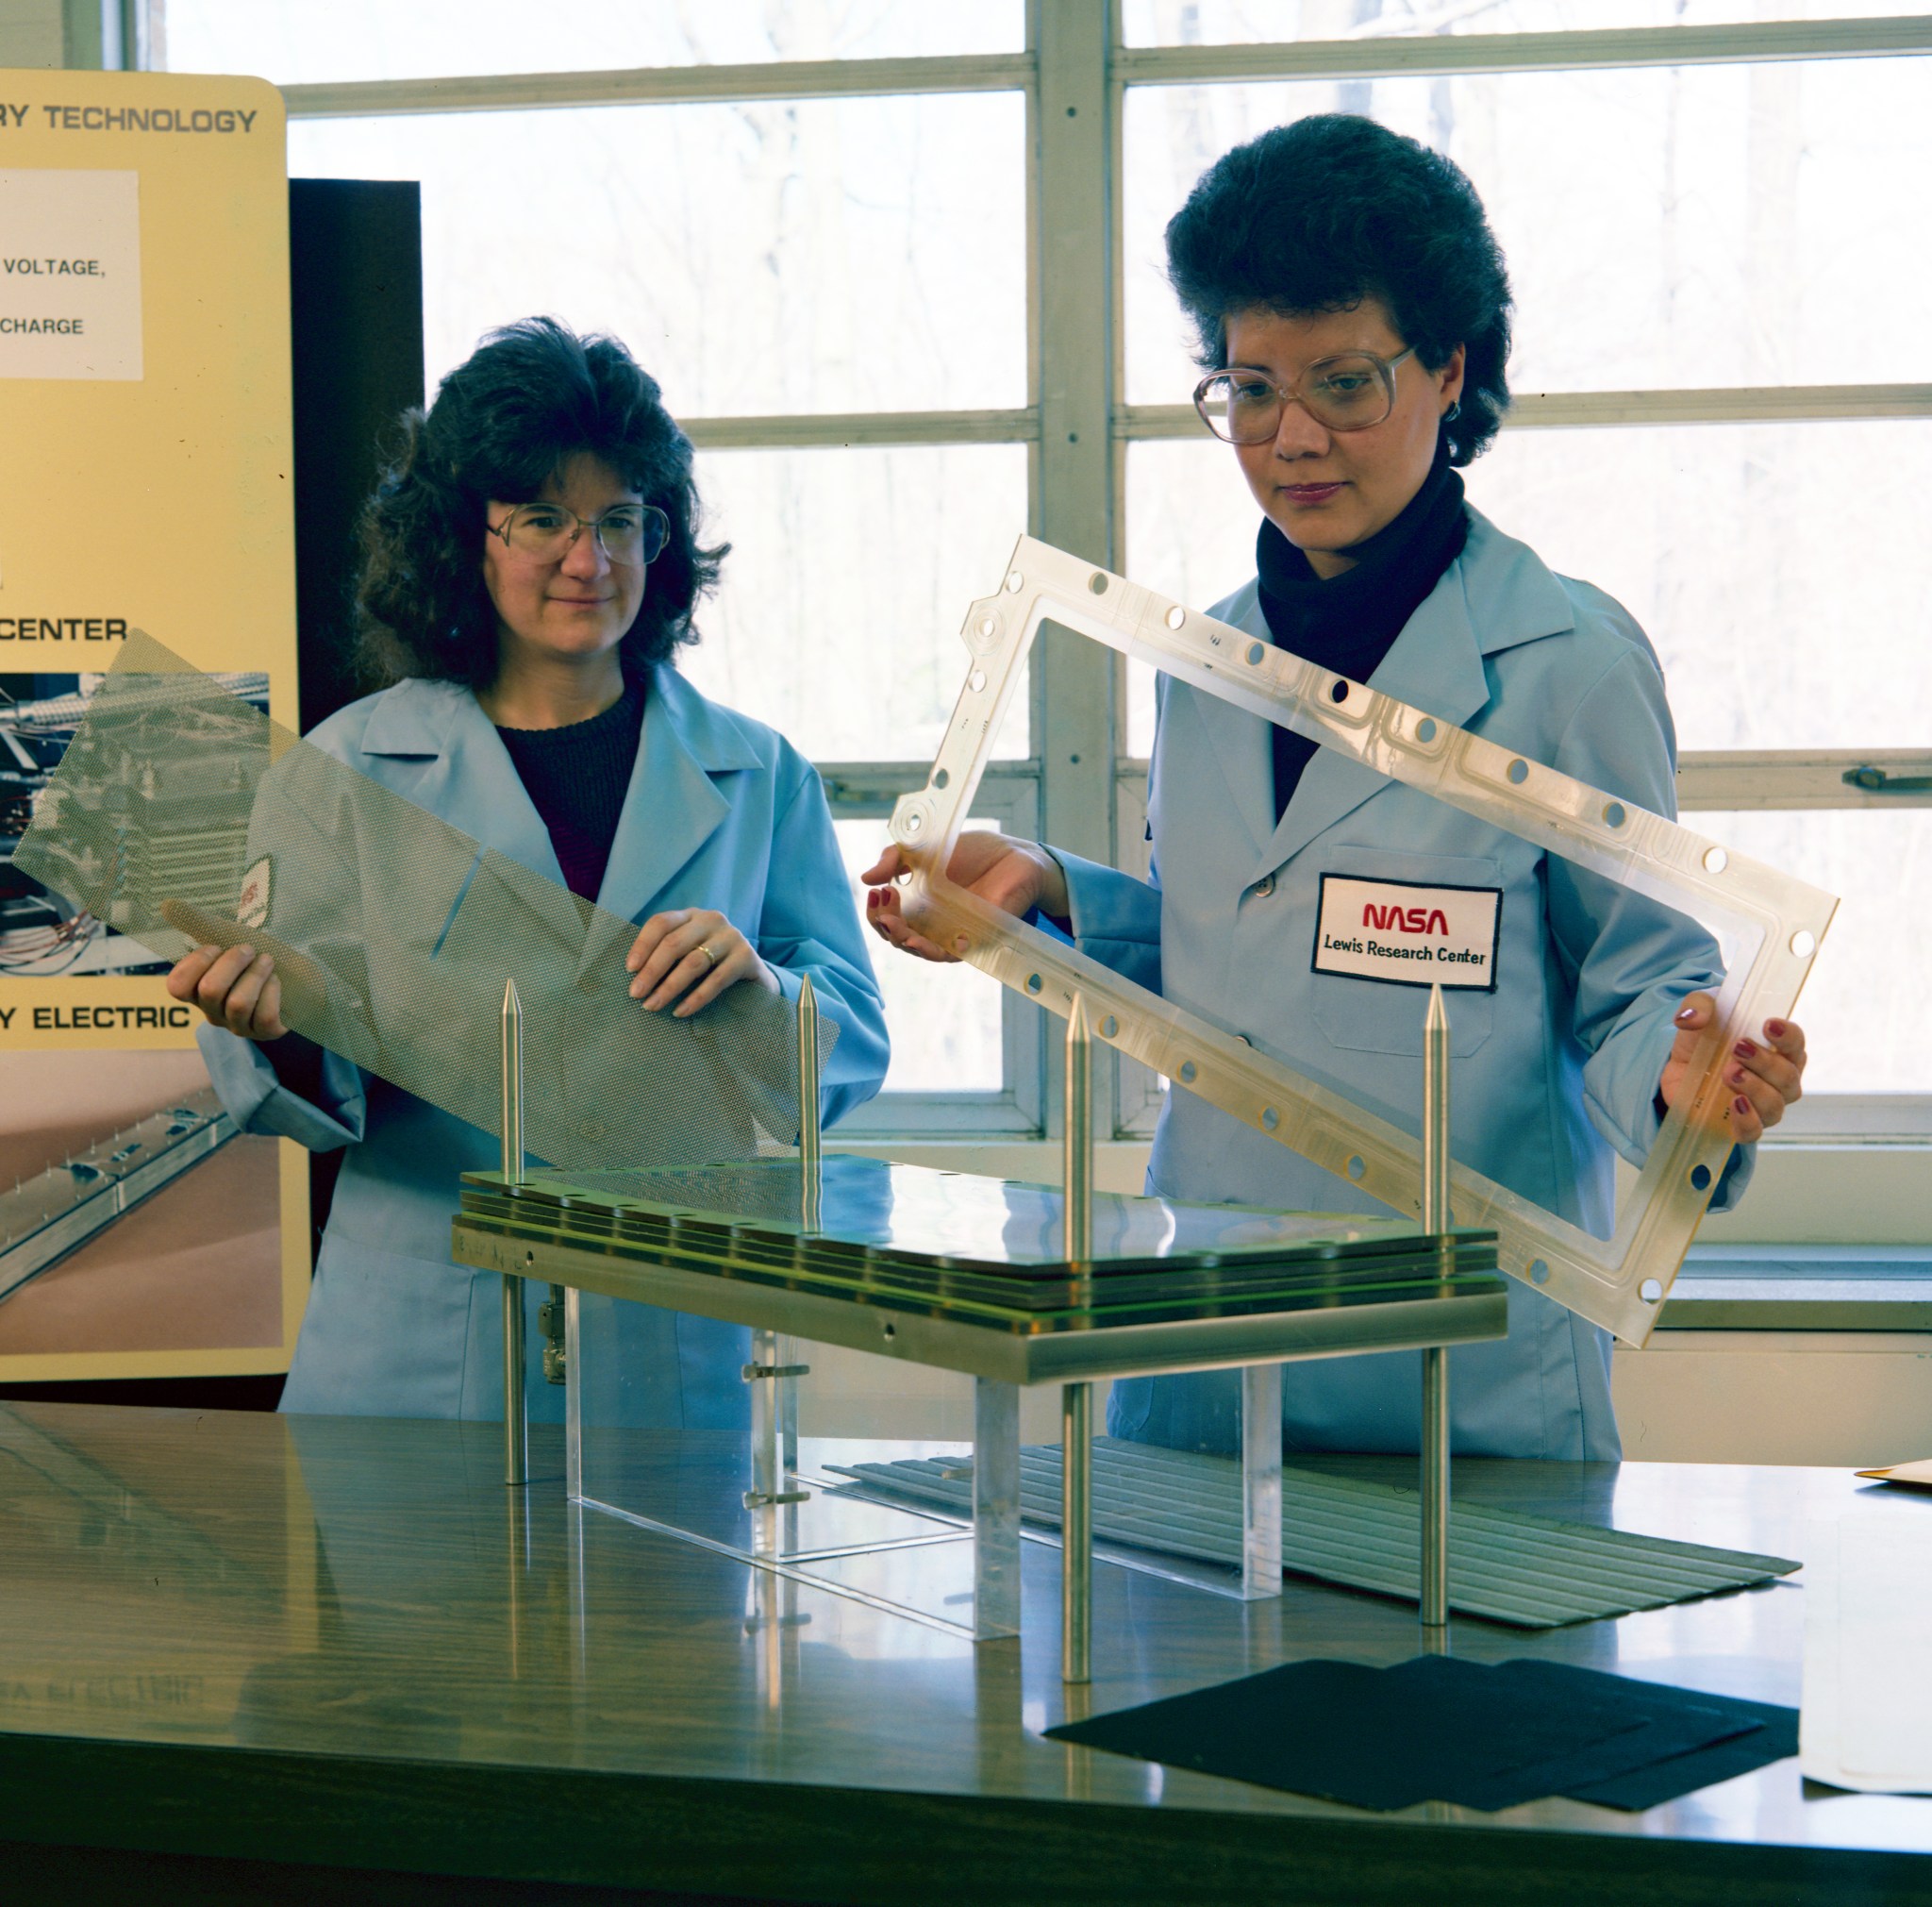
[{"x1": 2, "y1": 1399, "x2": 1930, "y2": 1905}]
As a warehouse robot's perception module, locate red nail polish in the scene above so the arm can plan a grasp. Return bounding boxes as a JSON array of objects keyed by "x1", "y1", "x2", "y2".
[
  {"x1": 1734, "y1": 1040, "x2": 1757, "y2": 1059},
  {"x1": 1734, "y1": 1094, "x2": 1751, "y2": 1115},
  {"x1": 1766, "y1": 1019, "x2": 1787, "y2": 1039},
  {"x1": 1674, "y1": 1006, "x2": 1697, "y2": 1024}
]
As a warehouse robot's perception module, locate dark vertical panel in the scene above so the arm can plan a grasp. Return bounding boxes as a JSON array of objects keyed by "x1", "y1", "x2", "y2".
[
  {"x1": 287, "y1": 177, "x2": 425, "y2": 1295},
  {"x1": 288, "y1": 178, "x2": 425, "y2": 732},
  {"x1": 2, "y1": 193, "x2": 425, "y2": 1412}
]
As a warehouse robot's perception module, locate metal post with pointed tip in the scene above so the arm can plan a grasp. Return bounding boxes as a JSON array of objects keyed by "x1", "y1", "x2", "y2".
[
  {"x1": 788, "y1": 976, "x2": 822, "y2": 1477},
  {"x1": 1061, "y1": 993, "x2": 1094, "y2": 1684},
  {"x1": 501, "y1": 979, "x2": 528, "y2": 1489},
  {"x1": 796, "y1": 975, "x2": 822, "y2": 1233},
  {"x1": 1421, "y1": 981, "x2": 1451, "y2": 1640},
  {"x1": 1064, "y1": 993, "x2": 1092, "y2": 1272}
]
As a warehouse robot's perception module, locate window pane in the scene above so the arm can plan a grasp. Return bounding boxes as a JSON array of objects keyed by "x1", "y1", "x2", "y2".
[
  {"x1": 683, "y1": 444, "x2": 1029, "y2": 762},
  {"x1": 168, "y1": 0, "x2": 1024, "y2": 85},
  {"x1": 832, "y1": 821, "x2": 1005, "y2": 1096},
  {"x1": 1695, "y1": 811, "x2": 1930, "y2": 1097},
  {"x1": 1123, "y1": 437, "x2": 1260, "y2": 756},
  {"x1": 291, "y1": 92, "x2": 1026, "y2": 414},
  {"x1": 1124, "y1": 61, "x2": 1932, "y2": 400},
  {"x1": 1125, "y1": 422, "x2": 1932, "y2": 755},
  {"x1": 1124, "y1": 1, "x2": 1931, "y2": 44},
  {"x1": 1463, "y1": 421, "x2": 1932, "y2": 753}
]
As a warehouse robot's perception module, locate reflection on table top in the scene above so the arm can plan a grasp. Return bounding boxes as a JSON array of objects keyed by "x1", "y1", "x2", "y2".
[{"x1": 3, "y1": 1401, "x2": 1931, "y2": 1899}]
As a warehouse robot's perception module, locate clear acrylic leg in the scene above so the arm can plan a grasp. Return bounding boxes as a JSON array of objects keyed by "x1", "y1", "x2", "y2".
[
  {"x1": 748, "y1": 1325, "x2": 781, "y2": 1514},
  {"x1": 1240, "y1": 1363, "x2": 1283, "y2": 1601},
  {"x1": 564, "y1": 1284, "x2": 583, "y2": 1503},
  {"x1": 779, "y1": 1332, "x2": 800, "y2": 1477},
  {"x1": 973, "y1": 1377, "x2": 1021, "y2": 1639}
]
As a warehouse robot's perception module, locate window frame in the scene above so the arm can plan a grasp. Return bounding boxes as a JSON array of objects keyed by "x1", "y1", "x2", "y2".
[
  {"x1": 269, "y1": 28, "x2": 1055, "y2": 1133},
  {"x1": 166, "y1": 0, "x2": 1932, "y2": 1147},
  {"x1": 1105, "y1": 7, "x2": 1932, "y2": 1145}
]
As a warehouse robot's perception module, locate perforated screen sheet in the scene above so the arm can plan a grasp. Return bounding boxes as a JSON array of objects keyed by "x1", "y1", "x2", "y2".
[{"x1": 13, "y1": 632, "x2": 831, "y2": 1172}]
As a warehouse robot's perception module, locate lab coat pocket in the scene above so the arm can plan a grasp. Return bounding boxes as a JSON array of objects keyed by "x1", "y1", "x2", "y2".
[{"x1": 1309, "y1": 845, "x2": 1502, "y2": 1059}]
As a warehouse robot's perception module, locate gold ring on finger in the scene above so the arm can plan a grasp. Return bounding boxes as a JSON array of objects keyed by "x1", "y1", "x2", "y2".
[{"x1": 696, "y1": 943, "x2": 720, "y2": 969}]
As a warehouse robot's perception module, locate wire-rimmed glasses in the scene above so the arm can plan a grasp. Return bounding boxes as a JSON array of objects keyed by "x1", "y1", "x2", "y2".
[
  {"x1": 1193, "y1": 346, "x2": 1418, "y2": 443},
  {"x1": 488, "y1": 500, "x2": 671, "y2": 565}
]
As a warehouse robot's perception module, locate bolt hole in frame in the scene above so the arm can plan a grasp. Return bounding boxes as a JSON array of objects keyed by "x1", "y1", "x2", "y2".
[{"x1": 889, "y1": 537, "x2": 1839, "y2": 1347}]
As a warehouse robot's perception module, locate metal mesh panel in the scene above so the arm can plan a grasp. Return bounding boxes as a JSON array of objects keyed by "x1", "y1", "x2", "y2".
[
  {"x1": 829, "y1": 1443, "x2": 1800, "y2": 1628},
  {"x1": 14, "y1": 631, "x2": 832, "y2": 1171}
]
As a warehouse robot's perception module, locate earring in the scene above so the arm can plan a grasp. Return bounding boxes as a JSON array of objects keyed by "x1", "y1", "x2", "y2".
[{"x1": 1443, "y1": 399, "x2": 1462, "y2": 425}]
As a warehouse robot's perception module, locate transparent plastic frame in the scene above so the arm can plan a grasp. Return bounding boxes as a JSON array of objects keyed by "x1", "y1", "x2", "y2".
[{"x1": 889, "y1": 537, "x2": 1839, "y2": 1347}]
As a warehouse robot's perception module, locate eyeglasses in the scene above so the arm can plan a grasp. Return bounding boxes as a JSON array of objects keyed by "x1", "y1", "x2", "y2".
[
  {"x1": 488, "y1": 500, "x2": 671, "y2": 566},
  {"x1": 1193, "y1": 346, "x2": 1418, "y2": 443}
]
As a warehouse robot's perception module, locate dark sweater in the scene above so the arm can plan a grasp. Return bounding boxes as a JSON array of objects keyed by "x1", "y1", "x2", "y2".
[
  {"x1": 1256, "y1": 440, "x2": 1470, "y2": 819},
  {"x1": 495, "y1": 675, "x2": 646, "y2": 900}
]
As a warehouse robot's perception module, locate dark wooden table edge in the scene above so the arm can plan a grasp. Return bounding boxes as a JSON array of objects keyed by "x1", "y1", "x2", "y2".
[{"x1": 5, "y1": 1731, "x2": 1931, "y2": 1905}]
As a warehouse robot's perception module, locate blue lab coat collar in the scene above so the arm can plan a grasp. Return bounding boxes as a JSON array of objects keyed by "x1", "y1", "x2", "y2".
[
  {"x1": 1193, "y1": 509, "x2": 1577, "y2": 885},
  {"x1": 352, "y1": 665, "x2": 762, "y2": 940}
]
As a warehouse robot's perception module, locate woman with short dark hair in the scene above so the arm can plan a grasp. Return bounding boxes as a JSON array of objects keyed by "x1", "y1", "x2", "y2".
[
  {"x1": 868, "y1": 115, "x2": 1806, "y2": 1462},
  {"x1": 1166, "y1": 112, "x2": 1512, "y2": 467},
  {"x1": 173, "y1": 317, "x2": 888, "y2": 1421}
]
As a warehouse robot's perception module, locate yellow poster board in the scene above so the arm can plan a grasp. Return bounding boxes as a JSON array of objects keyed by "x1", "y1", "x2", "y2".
[{"x1": 0, "y1": 68, "x2": 306, "y2": 1380}]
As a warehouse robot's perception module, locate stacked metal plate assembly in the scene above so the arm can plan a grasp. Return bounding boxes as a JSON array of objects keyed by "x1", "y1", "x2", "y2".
[
  {"x1": 457, "y1": 1156, "x2": 1501, "y2": 1338},
  {"x1": 452, "y1": 1118, "x2": 1507, "y2": 1666}
]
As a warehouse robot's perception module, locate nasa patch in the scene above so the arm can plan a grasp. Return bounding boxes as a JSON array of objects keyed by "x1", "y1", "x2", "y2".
[
  {"x1": 1311, "y1": 873, "x2": 1500, "y2": 992},
  {"x1": 237, "y1": 855, "x2": 273, "y2": 929}
]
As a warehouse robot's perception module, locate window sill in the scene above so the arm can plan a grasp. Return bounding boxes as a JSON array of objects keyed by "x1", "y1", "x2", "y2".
[{"x1": 1658, "y1": 1246, "x2": 1932, "y2": 1331}]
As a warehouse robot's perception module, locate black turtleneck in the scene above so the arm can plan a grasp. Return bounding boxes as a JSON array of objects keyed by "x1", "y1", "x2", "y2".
[
  {"x1": 495, "y1": 674, "x2": 646, "y2": 900},
  {"x1": 1256, "y1": 436, "x2": 1469, "y2": 818}
]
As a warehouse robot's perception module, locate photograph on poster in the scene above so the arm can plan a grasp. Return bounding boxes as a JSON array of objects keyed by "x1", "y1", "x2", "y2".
[
  {"x1": 1, "y1": 669, "x2": 271, "y2": 977},
  {"x1": 0, "y1": 1046, "x2": 282, "y2": 1356}
]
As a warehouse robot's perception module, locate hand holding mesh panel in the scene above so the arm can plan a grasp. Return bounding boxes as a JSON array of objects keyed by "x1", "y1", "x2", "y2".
[{"x1": 14, "y1": 631, "x2": 832, "y2": 1172}]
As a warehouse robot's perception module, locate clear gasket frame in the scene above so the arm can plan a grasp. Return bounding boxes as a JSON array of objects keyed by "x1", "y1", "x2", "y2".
[{"x1": 888, "y1": 536, "x2": 1839, "y2": 1347}]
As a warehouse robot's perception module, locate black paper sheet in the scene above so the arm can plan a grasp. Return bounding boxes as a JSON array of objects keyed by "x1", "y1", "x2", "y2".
[
  {"x1": 1046, "y1": 1656, "x2": 1794, "y2": 1814},
  {"x1": 1557, "y1": 1683, "x2": 1798, "y2": 1811}
]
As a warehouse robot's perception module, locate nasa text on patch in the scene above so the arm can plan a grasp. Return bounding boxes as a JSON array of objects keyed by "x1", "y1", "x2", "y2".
[{"x1": 1311, "y1": 873, "x2": 1501, "y2": 992}]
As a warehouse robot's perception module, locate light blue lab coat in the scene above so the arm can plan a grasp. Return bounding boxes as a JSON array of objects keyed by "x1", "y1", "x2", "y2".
[
  {"x1": 1064, "y1": 510, "x2": 1749, "y2": 1462},
  {"x1": 200, "y1": 665, "x2": 888, "y2": 1425}
]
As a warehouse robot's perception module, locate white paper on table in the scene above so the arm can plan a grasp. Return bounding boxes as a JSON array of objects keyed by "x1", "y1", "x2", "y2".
[
  {"x1": 1802, "y1": 1515, "x2": 1932, "y2": 1793},
  {"x1": 1856, "y1": 1458, "x2": 1932, "y2": 1488}
]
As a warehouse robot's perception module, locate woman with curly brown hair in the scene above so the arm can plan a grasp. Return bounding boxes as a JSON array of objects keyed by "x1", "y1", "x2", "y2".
[
  {"x1": 867, "y1": 115, "x2": 1807, "y2": 1463},
  {"x1": 170, "y1": 317, "x2": 888, "y2": 1422}
]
